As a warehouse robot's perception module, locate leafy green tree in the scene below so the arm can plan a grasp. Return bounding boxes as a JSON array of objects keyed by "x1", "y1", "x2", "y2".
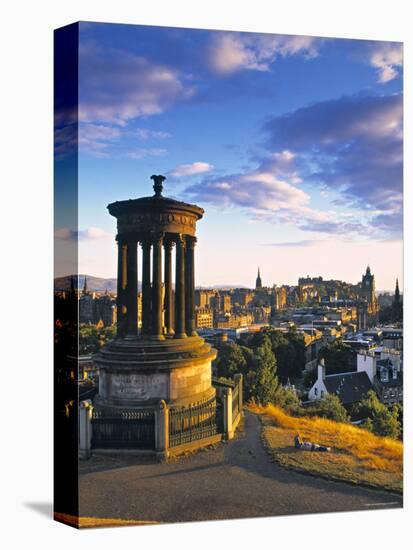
[
  {"x1": 308, "y1": 394, "x2": 349, "y2": 423},
  {"x1": 273, "y1": 386, "x2": 304, "y2": 416},
  {"x1": 213, "y1": 342, "x2": 248, "y2": 379},
  {"x1": 318, "y1": 341, "x2": 353, "y2": 374},
  {"x1": 303, "y1": 367, "x2": 317, "y2": 389},
  {"x1": 355, "y1": 390, "x2": 401, "y2": 439},
  {"x1": 247, "y1": 337, "x2": 279, "y2": 405},
  {"x1": 246, "y1": 328, "x2": 306, "y2": 381}
]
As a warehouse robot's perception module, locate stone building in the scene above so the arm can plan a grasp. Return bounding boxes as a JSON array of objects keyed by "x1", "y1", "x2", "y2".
[
  {"x1": 356, "y1": 266, "x2": 379, "y2": 326},
  {"x1": 195, "y1": 306, "x2": 214, "y2": 329},
  {"x1": 195, "y1": 289, "x2": 216, "y2": 309}
]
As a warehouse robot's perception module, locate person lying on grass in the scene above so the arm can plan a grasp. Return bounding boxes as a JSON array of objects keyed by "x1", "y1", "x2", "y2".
[{"x1": 294, "y1": 434, "x2": 331, "y2": 452}]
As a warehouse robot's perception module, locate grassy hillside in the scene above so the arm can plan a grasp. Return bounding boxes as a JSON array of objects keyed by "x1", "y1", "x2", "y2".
[{"x1": 248, "y1": 403, "x2": 403, "y2": 493}]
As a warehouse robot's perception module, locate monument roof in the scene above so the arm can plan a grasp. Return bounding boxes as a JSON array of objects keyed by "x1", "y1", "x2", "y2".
[{"x1": 107, "y1": 174, "x2": 204, "y2": 220}]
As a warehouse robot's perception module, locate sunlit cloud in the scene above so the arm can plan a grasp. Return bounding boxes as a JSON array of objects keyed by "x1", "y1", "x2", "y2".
[
  {"x1": 169, "y1": 162, "x2": 214, "y2": 177},
  {"x1": 55, "y1": 227, "x2": 110, "y2": 241},
  {"x1": 263, "y1": 92, "x2": 403, "y2": 236},
  {"x1": 209, "y1": 32, "x2": 319, "y2": 74},
  {"x1": 369, "y1": 42, "x2": 403, "y2": 83},
  {"x1": 79, "y1": 41, "x2": 195, "y2": 126}
]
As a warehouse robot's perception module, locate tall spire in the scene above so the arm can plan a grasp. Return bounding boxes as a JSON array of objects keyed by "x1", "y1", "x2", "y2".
[
  {"x1": 392, "y1": 277, "x2": 402, "y2": 323},
  {"x1": 256, "y1": 266, "x2": 262, "y2": 289},
  {"x1": 83, "y1": 275, "x2": 88, "y2": 295}
]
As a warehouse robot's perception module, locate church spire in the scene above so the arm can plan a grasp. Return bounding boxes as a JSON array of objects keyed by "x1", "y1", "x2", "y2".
[
  {"x1": 256, "y1": 267, "x2": 262, "y2": 289},
  {"x1": 395, "y1": 278, "x2": 400, "y2": 298},
  {"x1": 392, "y1": 277, "x2": 402, "y2": 323},
  {"x1": 83, "y1": 275, "x2": 88, "y2": 295}
]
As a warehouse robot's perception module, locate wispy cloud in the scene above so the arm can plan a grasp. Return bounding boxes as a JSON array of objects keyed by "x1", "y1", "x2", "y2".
[
  {"x1": 55, "y1": 227, "x2": 110, "y2": 241},
  {"x1": 208, "y1": 32, "x2": 319, "y2": 74},
  {"x1": 263, "y1": 93, "x2": 403, "y2": 236},
  {"x1": 184, "y1": 154, "x2": 369, "y2": 236},
  {"x1": 125, "y1": 148, "x2": 168, "y2": 160},
  {"x1": 134, "y1": 128, "x2": 171, "y2": 140},
  {"x1": 169, "y1": 162, "x2": 214, "y2": 177},
  {"x1": 79, "y1": 41, "x2": 195, "y2": 126},
  {"x1": 263, "y1": 239, "x2": 324, "y2": 247},
  {"x1": 369, "y1": 42, "x2": 403, "y2": 83},
  {"x1": 78, "y1": 123, "x2": 122, "y2": 156}
]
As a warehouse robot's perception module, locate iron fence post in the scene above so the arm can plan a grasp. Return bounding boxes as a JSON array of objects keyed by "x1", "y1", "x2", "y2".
[{"x1": 79, "y1": 399, "x2": 93, "y2": 459}]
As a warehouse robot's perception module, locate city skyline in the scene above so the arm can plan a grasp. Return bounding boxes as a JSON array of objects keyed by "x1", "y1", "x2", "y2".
[{"x1": 55, "y1": 23, "x2": 403, "y2": 289}]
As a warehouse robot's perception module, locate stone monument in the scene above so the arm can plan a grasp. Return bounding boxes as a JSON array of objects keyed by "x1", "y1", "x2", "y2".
[{"x1": 94, "y1": 175, "x2": 217, "y2": 413}]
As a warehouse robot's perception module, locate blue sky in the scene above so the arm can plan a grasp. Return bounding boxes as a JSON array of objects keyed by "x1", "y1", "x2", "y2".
[{"x1": 55, "y1": 22, "x2": 403, "y2": 289}]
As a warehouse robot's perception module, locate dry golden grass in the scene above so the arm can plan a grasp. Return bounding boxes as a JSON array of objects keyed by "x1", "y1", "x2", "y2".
[
  {"x1": 54, "y1": 512, "x2": 158, "y2": 529},
  {"x1": 248, "y1": 403, "x2": 403, "y2": 493}
]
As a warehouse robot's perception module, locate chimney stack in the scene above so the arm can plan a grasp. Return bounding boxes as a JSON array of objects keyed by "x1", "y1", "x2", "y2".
[{"x1": 318, "y1": 358, "x2": 326, "y2": 381}]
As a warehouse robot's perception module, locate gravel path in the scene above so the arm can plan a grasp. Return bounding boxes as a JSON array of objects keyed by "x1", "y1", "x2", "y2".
[{"x1": 79, "y1": 411, "x2": 402, "y2": 523}]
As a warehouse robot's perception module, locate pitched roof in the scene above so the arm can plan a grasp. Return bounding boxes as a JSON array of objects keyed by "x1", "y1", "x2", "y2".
[{"x1": 324, "y1": 371, "x2": 373, "y2": 405}]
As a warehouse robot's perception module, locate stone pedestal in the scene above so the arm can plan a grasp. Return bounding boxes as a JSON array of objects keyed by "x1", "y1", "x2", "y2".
[{"x1": 94, "y1": 335, "x2": 216, "y2": 411}]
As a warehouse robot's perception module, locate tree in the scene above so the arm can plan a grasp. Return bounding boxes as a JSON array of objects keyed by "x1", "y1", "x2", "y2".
[
  {"x1": 213, "y1": 342, "x2": 248, "y2": 379},
  {"x1": 247, "y1": 337, "x2": 279, "y2": 405},
  {"x1": 308, "y1": 394, "x2": 349, "y2": 423},
  {"x1": 303, "y1": 367, "x2": 317, "y2": 389},
  {"x1": 318, "y1": 341, "x2": 353, "y2": 374},
  {"x1": 273, "y1": 386, "x2": 304, "y2": 416},
  {"x1": 246, "y1": 328, "x2": 306, "y2": 381},
  {"x1": 355, "y1": 390, "x2": 401, "y2": 439}
]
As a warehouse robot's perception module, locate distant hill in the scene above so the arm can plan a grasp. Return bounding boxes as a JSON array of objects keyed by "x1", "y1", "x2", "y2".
[
  {"x1": 55, "y1": 275, "x2": 248, "y2": 292},
  {"x1": 54, "y1": 274, "x2": 120, "y2": 292},
  {"x1": 197, "y1": 285, "x2": 249, "y2": 290}
]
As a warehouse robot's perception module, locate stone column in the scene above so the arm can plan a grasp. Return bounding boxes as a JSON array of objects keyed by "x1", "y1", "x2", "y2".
[
  {"x1": 125, "y1": 238, "x2": 138, "y2": 337},
  {"x1": 164, "y1": 239, "x2": 174, "y2": 336},
  {"x1": 116, "y1": 238, "x2": 125, "y2": 337},
  {"x1": 185, "y1": 236, "x2": 197, "y2": 336},
  {"x1": 151, "y1": 232, "x2": 164, "y2": 340},
  {"x1": 174, "y1": 234, "x2": 187, "y2": 338},
  {"x1": 141, "y1": 239, "x2": 152, "y2": 336}
]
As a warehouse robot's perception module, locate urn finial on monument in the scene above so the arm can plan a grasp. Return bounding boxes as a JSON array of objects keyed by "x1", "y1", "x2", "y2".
[{"x1": 151, "y1": 174, "x2": 166, "y2": 197}]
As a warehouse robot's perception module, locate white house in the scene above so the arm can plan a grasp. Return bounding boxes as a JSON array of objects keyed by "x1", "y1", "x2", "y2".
[{"x1": 308, "y1": 347, "x2": 403, "y2": 407}]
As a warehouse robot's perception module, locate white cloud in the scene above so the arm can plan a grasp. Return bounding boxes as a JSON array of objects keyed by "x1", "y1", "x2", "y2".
[
  {"x1": 185, "y1": 153, "x2": 373, "y2": 237},
  {"x1": 169, "y1": 162, "x2": 214, "y2": 177},
  {"x1": 370, "y1": 43, "x2": 403, "y2": 83},
  {"x1": 209, "y1": 33, "x2": 319, "y2": 74},
  {"x1": 125, "y1": 148, "x2": 168, "y2": 159},
  {"x1": 55, "y1": 227, "x2": 109, "y2": 241},
  {"x1": 79, "y1": 123, "x2": 122, "y2": 156},
  {"x1": 79, "y1": 42, "x2": 195, "y2": 125},
  {"x1": 135, "y1": 128, "x2": 171, "y2": 140}
]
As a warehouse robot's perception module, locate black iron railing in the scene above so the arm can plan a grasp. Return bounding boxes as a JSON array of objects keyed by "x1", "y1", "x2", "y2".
[
  {"x1": 91, "y1": 408, "x2": 155, "y2": 449},
  {"x1": 169, "y1": 396, "x2": 222, "y2": 448}
]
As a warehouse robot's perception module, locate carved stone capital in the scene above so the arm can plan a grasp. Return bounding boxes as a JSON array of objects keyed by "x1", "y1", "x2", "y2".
[
  {"x1": 175, "y1": 233, "x2": 186, "y2": 249},
  {"x1": 186, "y1": 236, "x2": 197, "y2": 249}
]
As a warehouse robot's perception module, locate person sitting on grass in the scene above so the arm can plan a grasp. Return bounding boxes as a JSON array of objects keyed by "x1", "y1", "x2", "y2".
[{"x1": 294, "y1": 434, "x2": 331, "y2": 452}]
